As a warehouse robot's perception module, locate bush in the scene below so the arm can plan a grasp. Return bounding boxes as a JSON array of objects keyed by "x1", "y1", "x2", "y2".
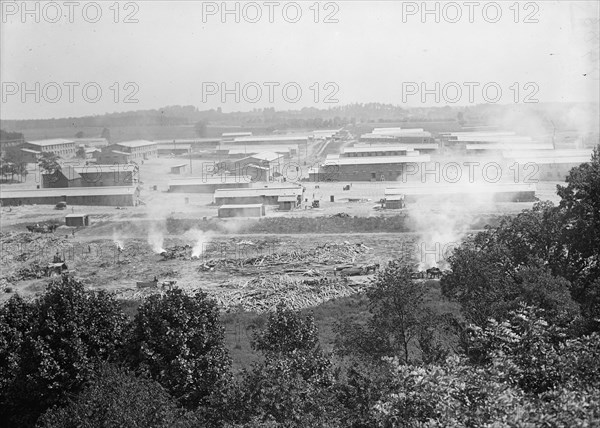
[
  {"x1": 0, "y1": 276, "x2": 126, "y2": 428},
  {"x1": 37, "y1": 363, "x2": 199, "y2": 428},
  {"x1": 125, "y1": 289, "x2": 231, "y2": 408}
]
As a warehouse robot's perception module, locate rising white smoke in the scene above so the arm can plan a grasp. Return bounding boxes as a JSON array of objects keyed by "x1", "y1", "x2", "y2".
[
  {"x1": 147, "y1": 226, "x2": 165, "y2": 254},
  {"x1": 405, "y1": 181, "x2": 497, "y2": 270},
  {"x1": 185, "y1": 229, "x2": 214, "y2": 258},
  {"x1": 112, "y1": 228, "x2": 124, "y2": 251}
]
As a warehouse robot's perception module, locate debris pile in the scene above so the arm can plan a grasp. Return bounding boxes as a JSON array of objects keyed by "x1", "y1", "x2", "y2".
[
  {"x1": 6, "y1": 262, "x2": 48, "y2": 281},
  {"x1": 26, "y1": 223, "x2": 59, "y2": 233},
  {"x1": 198, "y1": 241, "x2": 371, "y2": 273},
  {"x1": 1, "y1": 232, "x2": 71, "y2": 285},
  {"x1": 160, "y1": 244, "x2": 192, "y2": 260},
  {"x1": 331, "y1": 212, "x2": 351, "y2": 218},
  {"x1": 214, "y1": 274, "x2": 365, "y2": 312}
]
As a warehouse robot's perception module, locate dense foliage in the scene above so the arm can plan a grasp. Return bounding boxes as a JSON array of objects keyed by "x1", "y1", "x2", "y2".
[
  {"x1": 335, "y1": 260, "x2": 453, "y2": 364},
  {"x1": 125, "y1": 289, "x2": 231, "y2": 408},
  {"x1": 0, "y1": 277, "x2": 126, "y2": 427},
  {"x1": 37, "y1": 364, "x2": 199, "y2": 428},
  {"x1": 442, "y1": 145, "x2": 600, "y2": 331}
]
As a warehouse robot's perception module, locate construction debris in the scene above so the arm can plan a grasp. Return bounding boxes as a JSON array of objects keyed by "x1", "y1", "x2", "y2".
[
  {"x1": 26, "y1": 223, "x2": 59, "y2": 233},
  {"x1": 214, "y1": 274, "x2": 366, "y2": 312},
  {"x1": 6, "y1": 261, "x2": 48, "y2": 281},
  {"x1": 198, "y1": 241, "x2": 371, "y2": 274},
  {"x1": 160, "y1": 245, "x2": 192, "y2": 260}
]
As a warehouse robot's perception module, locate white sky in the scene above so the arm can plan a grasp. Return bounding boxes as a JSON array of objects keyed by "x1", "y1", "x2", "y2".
[{"x1": 1, "y1": 1, "x2": 599, "y2": 119}]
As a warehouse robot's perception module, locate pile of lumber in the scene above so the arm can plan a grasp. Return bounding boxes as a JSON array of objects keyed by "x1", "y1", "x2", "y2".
[
  {"x1": 214, "y1": 274, "x2": 365, "y2": 312},
  {"x1": 160, "y1": 245, "x2": 192, "y2": 260},
  {"x1": 198, "y1": 241, "x2": 371, "y2": 273},
  {"x1": 5, "y1": 261, "x2": 47, "y2": 281}
]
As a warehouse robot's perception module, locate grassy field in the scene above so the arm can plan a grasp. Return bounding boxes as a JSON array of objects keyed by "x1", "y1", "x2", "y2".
[{"x1": 117, "y1": 278, "x2": 460, "y2": 372}]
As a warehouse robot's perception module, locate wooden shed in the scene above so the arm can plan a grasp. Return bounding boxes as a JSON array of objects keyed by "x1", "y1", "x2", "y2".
[
  {"x1": 384, "y1": 195, "x2": 405, "y2": 209},
  {"x1": 170, "y1": 164, "x2": 188, "y2": 174},
  {"x1": 277, "y1": 196, "x2": 297, "y2": 211},
  {"x1": 218, "y1": 204, "x2": 265, "y2": 218},
  {"x1": 65, "y1": 213, "x2": 90, "y2": 227}
]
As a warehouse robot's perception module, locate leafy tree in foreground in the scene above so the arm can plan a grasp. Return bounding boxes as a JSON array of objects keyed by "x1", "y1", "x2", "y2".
[
  {"x1": 125, "y1": 289, "x2": 231, "y2": 408},
  {"x1": 442, "y1": 233, "x2": 579, "y2": 327},
  {"x1": 37, "y1": 363, "x2": 198, "y2": 428},
  {"x1": 557, "y1": 144, "x2": 600, "y2": 326},
  {"x1": 335, "y1": 260, "x2": 451, "y2": 364},
  {"x1": 0, "y1": 276, "x2": 126, "y2": 428},
  {"x1": 442, "y1": 145, "x2": 600, "y2": 330},
  {"x1": 372, "y1": 306, "x2": 600, "y2": 427},
  {"x1": 215, "y1": 304, "x2": 337, "y2": 427}
]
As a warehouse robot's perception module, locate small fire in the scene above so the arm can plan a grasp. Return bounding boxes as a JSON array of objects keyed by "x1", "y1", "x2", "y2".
[
  {"x1": 112, "y1": 229, "x2": 125, "y2": 252},
  {"x1": 187, "y1": 229, "x2": 213, "y2": 258},
  {"x1": 148, "y1": 228, "x2": 165, "y2": 254}
]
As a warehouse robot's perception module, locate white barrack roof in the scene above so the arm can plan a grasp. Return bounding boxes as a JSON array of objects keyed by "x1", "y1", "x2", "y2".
[
  {"x1": 218, "y1": 204, "x2": 264, "y2": 209},
  {"x1": 322, "y1": 155, "x2": 431, "y2": 166},
  {"x1": 27, "y1": 138, "x2": 74, "y2": 147},
  {"x1": 385, "y1": 183, "x2": 536, "y2": 196},
  {"x1": 214, "y1": 186, "x2": 303, "y2": 198},
  {"x1": 0, "y1": 186, "x2": 137, "y2": 198},
  {"x1": 115, "y1": 140, "x2": 156, "y2": 148}
]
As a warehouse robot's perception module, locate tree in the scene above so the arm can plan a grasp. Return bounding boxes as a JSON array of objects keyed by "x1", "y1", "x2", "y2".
[
  {"x1": 100, "y1": 127, "x2": 111, "y2": 142},
  {"x1": 441, "y1": 228, "x2": 579, "y2": 327},
  {"x1": 75, "y1": 146, "x2": 86, "y2": 159},
  {"x1": 214, "y1": 304, "x2": 336, "y2": 426},
  {"x1": 466, "y1": 305, "x2": 600, "y2": 393},
  {"x1": 37, "y1": 364, "x2": 198, "y2": 428},
  {"x1": 125, "y1": 289, "x2": 230, "y2": 408},
  {"x1": 335, "y1": 260, "x2": 450, "y2": 364},
  {"x1": 441, "y1": 146, "x2": 600, "y2": 330},
  {"x1": 74, "y1": 131, "x2": 85, "y2": 138},
  {"x1": 252, "y1": 303, "x2": 319, "y2": 356},
  {"x1": 38, "y1": 151, "x2": 61, "y2": 174},
  {"x1": 194, "y1": 120, "x2": 208, "y2": 137},
  {"x1": 556, "y1": 144, "x2": 600, "y2": 327},
  {"x1": 2, "y1": 145, "x2": 28, "y2": 182},
  {"x1": 371, "y1": 307, "x2": 600, "y2": 427},
  {"x1": 0, "y1": 276, "x2": 127, "y2": 428}
]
